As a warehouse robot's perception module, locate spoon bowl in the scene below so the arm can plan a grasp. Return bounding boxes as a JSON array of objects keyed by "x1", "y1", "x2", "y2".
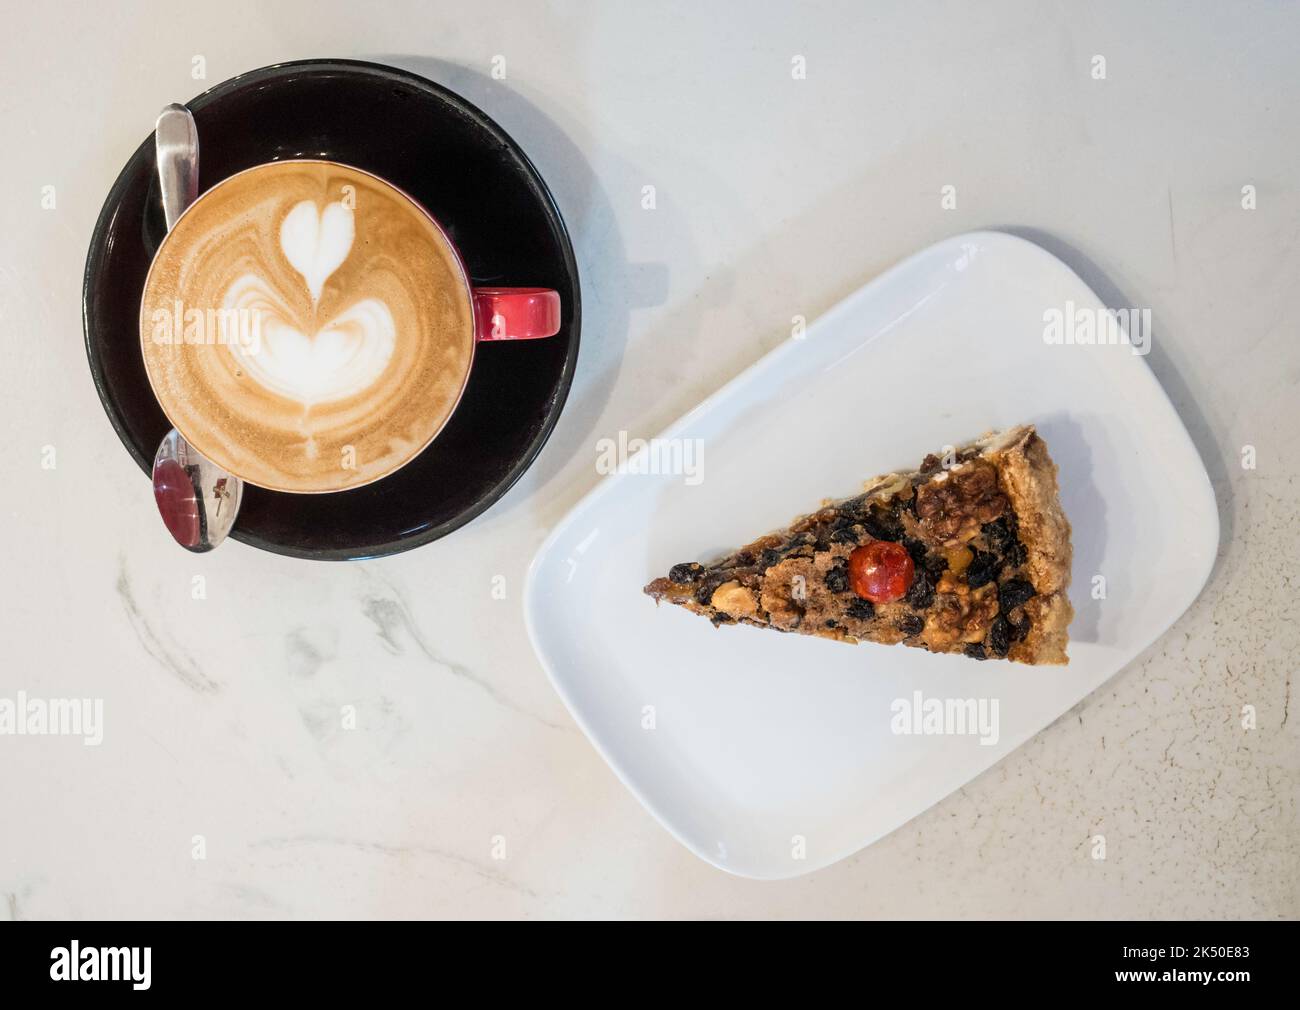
[{"x1": 152, "y1": 428, "x2": 243, "y2": 552}]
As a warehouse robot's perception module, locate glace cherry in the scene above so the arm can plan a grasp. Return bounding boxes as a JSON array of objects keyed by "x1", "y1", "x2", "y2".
[{"x1": 848, "y1": 541, "x2": 915, "y2": 604}]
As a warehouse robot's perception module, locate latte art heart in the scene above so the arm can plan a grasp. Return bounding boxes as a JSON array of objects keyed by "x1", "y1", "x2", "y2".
[
  {"x1": 226, "y1": 197, "x2": 396, "y2": 406},
  {"x1": 224, "y1": 273, "x2": 396, "y2": 406},
  {"x1": 280, "y1": 200, "x2": 355, "y2": 304},
  {"x1": 140, "y1": 161, "x2": 475, "y2": 493}
]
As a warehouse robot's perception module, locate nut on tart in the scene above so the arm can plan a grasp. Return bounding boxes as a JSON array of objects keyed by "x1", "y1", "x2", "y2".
[{"x1": 643, "y1": 425, "x2": 1073, "y2": 665}]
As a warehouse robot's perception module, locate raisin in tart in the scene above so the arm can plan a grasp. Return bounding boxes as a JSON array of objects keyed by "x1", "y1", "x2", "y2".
[{"x1": 643, "y1": 425, "x2": 1073, "y2": 665}]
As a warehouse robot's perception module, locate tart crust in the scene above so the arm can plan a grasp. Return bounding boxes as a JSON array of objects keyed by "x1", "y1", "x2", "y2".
[
  {"x1": 994, "y1": 428, "x2": 1073, "y2": 664},
  {"x1": 644, "y1": 425, "x2": 1074, "y2": 665}
]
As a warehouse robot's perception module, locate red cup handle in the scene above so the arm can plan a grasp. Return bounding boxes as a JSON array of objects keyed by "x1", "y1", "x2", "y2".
[{"x1": 473, "y1": 287, "x2": 562, "y2": 341}]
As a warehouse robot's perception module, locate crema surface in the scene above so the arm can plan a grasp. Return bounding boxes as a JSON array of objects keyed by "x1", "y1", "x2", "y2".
[{"x1": 140, "y1": 161, "x2": 474, "y2": 493}]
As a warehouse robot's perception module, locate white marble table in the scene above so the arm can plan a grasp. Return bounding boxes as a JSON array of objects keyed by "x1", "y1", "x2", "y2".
[{"x1": 1, "y1": 0, "x2": 1295, "y2": 919}]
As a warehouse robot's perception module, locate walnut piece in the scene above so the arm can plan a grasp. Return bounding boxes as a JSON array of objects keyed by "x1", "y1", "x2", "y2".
[
  {"x1": 710, "y1": 580, "x2": 759, "y2": 618},
  {"x1": 915, "y1": 461, "x2": 1008, "y2": 546},
  {"x1": 924, "y1": 584, "x2": 998, "y2": 648}
]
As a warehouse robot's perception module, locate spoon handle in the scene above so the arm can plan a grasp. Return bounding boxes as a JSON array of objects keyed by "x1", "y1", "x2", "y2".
[{"x1": 155, "y1": 104, "x2": 199, "y2": 232}]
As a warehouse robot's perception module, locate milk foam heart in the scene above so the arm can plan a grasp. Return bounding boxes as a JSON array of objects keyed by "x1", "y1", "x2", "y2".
[
  {"x1": 224, "y1": 193, "x2": 395, "y2": 406},
  {"x1": 140, "y1": 161, "x2": 475, "y2": 494},
  {"x1": 224, "y1": 273, "x2": 395, "y2": 406},
  {"x1": 280, "y1": 200, "x2": 355, "y2": 304}
]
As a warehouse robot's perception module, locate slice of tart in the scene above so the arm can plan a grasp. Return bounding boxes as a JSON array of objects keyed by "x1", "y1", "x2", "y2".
[{"x1": 643, "y1": 425, "x2": 1073, "y2": 664}]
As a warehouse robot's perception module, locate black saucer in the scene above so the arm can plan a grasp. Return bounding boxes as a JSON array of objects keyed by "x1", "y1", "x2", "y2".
[{"x1": 83, "y1": 59, "x2": 580, "y2": 560}]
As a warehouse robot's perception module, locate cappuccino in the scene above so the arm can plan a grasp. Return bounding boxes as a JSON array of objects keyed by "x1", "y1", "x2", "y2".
[{"x1": 141, "y1": 161, "x2": 474, "y2": 493}]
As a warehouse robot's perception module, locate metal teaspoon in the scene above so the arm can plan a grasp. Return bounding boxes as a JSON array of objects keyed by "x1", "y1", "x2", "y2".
[{"x1": 150, "y1": 103, "x2": 243, "y2": 552}]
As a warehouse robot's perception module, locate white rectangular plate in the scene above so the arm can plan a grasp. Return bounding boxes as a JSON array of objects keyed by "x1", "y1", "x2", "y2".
[{"x1": 525, "y1": 232, "x2": 1218, "y2": 879}]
